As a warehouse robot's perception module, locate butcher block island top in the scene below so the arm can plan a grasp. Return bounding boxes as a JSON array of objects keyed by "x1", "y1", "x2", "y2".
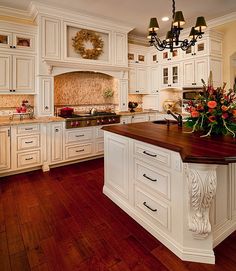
[
  {"x1": 102, "y1": 122, "x2": 236, "y2": 264},
  {"x1": 102, "y1": 122, "x2": 236, "y2": 165}
]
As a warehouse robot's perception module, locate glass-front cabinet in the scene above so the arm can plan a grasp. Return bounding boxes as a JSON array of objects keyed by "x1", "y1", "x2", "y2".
[
  {"x1": 161, "y1": 63, "x2": 180, "y2": 88},
  {"x1": 0, "y1": 30, "x2": 35, "y2": 52},
  {"x1": 183, "y1": 39, "x2": 207, "y2": 58}
]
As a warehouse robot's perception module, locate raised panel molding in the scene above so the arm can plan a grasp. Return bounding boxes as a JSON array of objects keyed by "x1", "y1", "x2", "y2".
[
  {"x1": 114, "y1": 32, "x2": 127, "y2": 66},
  {"x1": 0, "y1": 54, "x2": 11, "y2": 91}
]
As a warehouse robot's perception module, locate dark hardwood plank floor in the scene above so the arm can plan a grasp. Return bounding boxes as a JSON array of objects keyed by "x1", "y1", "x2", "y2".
[{"x1": 0, "y1": 158, "x2": 236, "y2": 271}]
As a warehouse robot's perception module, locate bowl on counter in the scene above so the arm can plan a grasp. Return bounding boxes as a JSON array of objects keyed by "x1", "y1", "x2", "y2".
[{"x1": 128, "y1": 102, "x2": 138, "y2": 112}]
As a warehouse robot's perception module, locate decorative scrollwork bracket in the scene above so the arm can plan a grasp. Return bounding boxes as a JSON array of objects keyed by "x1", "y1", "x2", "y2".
[{"x1": 185, "y1": 164, "x2": 218, "y2": 239}]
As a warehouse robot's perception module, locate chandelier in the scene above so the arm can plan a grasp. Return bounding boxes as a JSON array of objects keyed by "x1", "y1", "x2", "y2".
[{"x1": 147, "y1": 0, "x2": 207, "y2": 52}]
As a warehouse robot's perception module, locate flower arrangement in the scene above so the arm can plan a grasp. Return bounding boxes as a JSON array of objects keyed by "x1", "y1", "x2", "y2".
[{"x1": 185, "y1": 73, "x2": 236, "y2": 137}]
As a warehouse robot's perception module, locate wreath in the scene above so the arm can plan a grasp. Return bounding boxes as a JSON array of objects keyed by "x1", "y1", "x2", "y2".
[{"x1": 72, "y1": 29, "x2": 104, "y2": 60}]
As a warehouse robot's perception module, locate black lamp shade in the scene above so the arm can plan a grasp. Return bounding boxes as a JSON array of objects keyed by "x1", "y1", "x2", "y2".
[
  {"x1": 195, "y1": 16, "x2": 207, "y2": 31},
  {"x1": 189, "y1": 27, "x2": 198, "y2": 39},
  {"x1": 149, "y1": 17, "x2": 159, "y2": 31},
  {"x1": 173, "y1": 11, "x2": 185, "y2": 27}
]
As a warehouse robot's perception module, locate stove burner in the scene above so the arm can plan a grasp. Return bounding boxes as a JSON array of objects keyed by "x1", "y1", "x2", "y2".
[{"x1": 59, "y1": 112, "x2": 120, "y2": 129}]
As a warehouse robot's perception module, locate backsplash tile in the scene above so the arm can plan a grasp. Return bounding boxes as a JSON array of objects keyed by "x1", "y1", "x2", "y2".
[{"x1": 54, "y1": 71, "x2": 118, "y2": 106}]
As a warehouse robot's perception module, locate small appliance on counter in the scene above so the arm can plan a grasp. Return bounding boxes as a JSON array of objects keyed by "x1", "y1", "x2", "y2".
[
  {"x1": 59, "y1": 107, "x2": 74, "y2": 117},
  {"x1": 128, "y1": 102, "x2": 138, "y2": 112}
]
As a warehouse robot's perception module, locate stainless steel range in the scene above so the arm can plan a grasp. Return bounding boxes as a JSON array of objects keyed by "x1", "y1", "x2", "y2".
[{"x1": 59, "y1": 112, "x2": 120, "y2": 129}]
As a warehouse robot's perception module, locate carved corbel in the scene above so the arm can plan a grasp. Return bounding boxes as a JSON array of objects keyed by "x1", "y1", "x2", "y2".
[{"x1": 185, "y1": 164, "x2": 218, "y2": 239}]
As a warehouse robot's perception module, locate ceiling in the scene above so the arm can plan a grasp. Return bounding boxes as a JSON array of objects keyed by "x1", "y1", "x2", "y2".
[{"x1": 1, "y1": 0, "x2": 236, "y2": 37}]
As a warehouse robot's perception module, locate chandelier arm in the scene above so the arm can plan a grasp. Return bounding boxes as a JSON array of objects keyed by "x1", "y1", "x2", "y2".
[{"x1": 172, "y1": 0, "x2": 176, "y2": 19}]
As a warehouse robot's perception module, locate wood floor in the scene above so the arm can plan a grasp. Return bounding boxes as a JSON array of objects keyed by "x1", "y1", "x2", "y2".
[{"x1": 1, "y1": 158, "x2": 236, "y2": 271}]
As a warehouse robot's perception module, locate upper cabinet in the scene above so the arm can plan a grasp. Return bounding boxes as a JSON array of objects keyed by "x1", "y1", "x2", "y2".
[
  {"x1": 0, "y1": 53, "x2": 35, "y2": 94},
  {"x1": 183, "y1": 39, "x2": 207, "y2": 58},
  {"x1": 160, "y1": 63, "x2": 181, "y2": 89},
  {"x1": 39, "y1": 14, "x2": 130, "y2": 68},
  {"x1": 0, "y1": 30, "x2": 35, "y2": 53},
  {"x1": 128, "y1": 44, "x2": 147, "y2": 65},
  {"x1": 41, "y1": 17, "x2": 61, "y2": 60},
  {"x1": 160, "y1": 48, "x2": 182, "y2": 63}
]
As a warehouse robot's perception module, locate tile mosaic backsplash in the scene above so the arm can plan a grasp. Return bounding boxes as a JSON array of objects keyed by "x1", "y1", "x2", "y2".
[
  {"x1": 0, "y1": 95, "x2": 34, "y2": 115},
  {"x1": 54, "y1": 71, "x2": 118, "y2": 106}
]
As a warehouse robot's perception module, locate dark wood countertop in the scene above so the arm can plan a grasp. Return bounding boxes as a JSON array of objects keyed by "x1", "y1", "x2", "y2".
[{"x1": 102, "y1": 122, "x2": 236, "y2": 165}]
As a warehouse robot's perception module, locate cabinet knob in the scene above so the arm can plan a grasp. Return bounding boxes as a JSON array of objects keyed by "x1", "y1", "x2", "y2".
[
  {"x1": 123, "y1": 103, "x2": 125, "y2": 106},
  {"x1": 55, "y1": 128, "x2": 59, "y2": 132},
  {"x1": 45, "y1": 106, "x2": 49, "y2": 109},
  {"x1": 13, "y1": 46, "x2": 16, "y2": 49},
  {"x1": 136, "y1": 90, "x2": 139, "y2": 93},
  {"x1": 9, "y1": 89, "x2": 12, "y2": 92},
  {"x1": 135, "y1": 61, "x2": 139, "y2": 63},
  {"x1": 13, "y1": 90, "x2": 15, "y2": 92},
  {"x1": 10, "y1": 45, "x2": 13, "y2": 48}
]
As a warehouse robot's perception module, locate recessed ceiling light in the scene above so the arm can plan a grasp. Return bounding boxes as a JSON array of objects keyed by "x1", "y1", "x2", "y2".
[{"x1": 162, "y1": 17, "x2": 169, "y2": 22}]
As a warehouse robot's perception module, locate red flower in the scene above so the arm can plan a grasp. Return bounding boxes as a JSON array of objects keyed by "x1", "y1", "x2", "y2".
[
  {"x1": 208, "y1": 108, "x2": 214, "y2": 113},
  {"x1": 208, "y1": 116, "x2": 216, "y2": 122},
  {"x1": 221, "y1": 105, "x2": 228, "y2": 112},
  {"x1": 207, "y1": 101, "x2": 217, "y2": 109},
  {"x1": 232, "y1": 110, "x2": 236, "y2": 116},
  {"x1": 191, "y1": 111, "x2": 200, "y2": 118},
  {"x1": 222, "y1": 113, "x2": 229, "y2": 119}
]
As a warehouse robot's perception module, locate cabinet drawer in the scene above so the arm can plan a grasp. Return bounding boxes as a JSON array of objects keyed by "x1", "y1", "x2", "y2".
[
  {"x1": 135, "y1": 186, "x2": 170, "y2": 230},
  {"x1": 17, "y1": 134, "x2": 40, "y2": 151},
  {"x1": 17, "y1": 124, "x2": 40, "y2": 134},
  {"x1": 65, "y1": 128, "x2": 93, "y2": 144},
  {"x1": 65, "y1": 143, "x2": 93, "y2": 160},
  {"x1": 135, "y1": 159, "x2": 170, "y2": 200},
  {"x1": 17, "y1": 150, "x2": 41, "y2": 168},
  {"x1": 134, "y1": 141, "x2": 171, "y2": 168}
]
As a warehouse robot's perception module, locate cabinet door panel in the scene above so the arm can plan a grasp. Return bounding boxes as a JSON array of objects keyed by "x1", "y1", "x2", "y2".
[
  {"x1": 13, "y1": 33, "x2": 35, "y2": 52},
  {"x1": 136, "y1": 68, "x2": 147, "y2": 92},
  {"x1": 12, "y1": 55, "x2": 34, "y2": 93},
  {"x1": 0, "y1": 31, "x2": 12, "y2": 49},
  {"x1": 39, "y1": 77, "x2": 53, "y2": 115},
  {"x1": 128, "y1": 67, "x2": 136, "y2": 93},
  {"x1": 51, "y1": 123, "x2": 63, "y2": 163},
  {"x1": 194, "y1": 58, "x2": 208, "y2": 87},
  {"x1": 0, "y1": 54, "x2": 11, "y2": 91},
  {"x1": 0, "y1": 127, "x2": 10, "y2": 171},
  {"x1": 114, "y1": 32, "x2": 127, "y2": 66},
  {"x1": 42, "y1": 17, "x2": 60, "y2": 59},
  {"x1": 183, "y1": 61, "x2": 195, "y2": 87}
]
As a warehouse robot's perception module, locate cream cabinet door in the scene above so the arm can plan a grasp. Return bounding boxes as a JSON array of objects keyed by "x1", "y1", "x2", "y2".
[
  {"x1": 12, "y1": 55, "x2": 35, "y2": 93},
  {"x1": 136, "y1": 68, "x2": 148, "y2": 93},
  {"x1": 39, "y1": 77, "x2": 53, "y2": 116},
  {"x1": 194, "y1": 58, "x2": 208, "y2": 87},
  {"x1": 0, "y1": 54, "x2": 11, "y2": 92},
  {"x1": 0, "y1": 127, "x2": 11, "y2": 172},
  {"x1": 41, "y1": 17, "x2": 61, "y2": 60},
  {"x1": 51, "y1": 123, "x2": 64, "y2": 164},
  {"x1": 128, "y1": 67, "x2": 136, "y2": 93},
  {"x1": 183, "y1": 60, "x2": 195, "y2": 87},
  {"x1": 114, "y1": 32, "x2": 127, "y2": 66}
]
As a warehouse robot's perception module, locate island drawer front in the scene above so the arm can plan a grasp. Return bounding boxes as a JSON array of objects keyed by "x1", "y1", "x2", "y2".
[
  {"x1": 134, "y1": 141, "x2": 171, "y2": 168},
  {"x1": 17, "y1": 124, "x2": 40, "y2": 134},
  {"x1": 17, "y1": 134, "x2": 40, "y2": 151},
  {"x1": 65, "y1": 128, "x2": 93, "y2": 144},
  {"x1": 65, "y1": 143, "x2": 93, "y2": 160},
  {"x1": 17, "y1": 150, "x2": 41, "y2": 168},
  {"x1": 135, "y1": 159, "x2": 170, "y2": 200},
  {"x1": 134, "y1": 186, "x2": 170, "y2": 231}
]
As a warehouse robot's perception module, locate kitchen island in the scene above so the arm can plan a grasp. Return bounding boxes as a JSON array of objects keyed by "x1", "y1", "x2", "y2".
[{"x1": 102, "y1": 122, "x2": 236, "y2": 264}]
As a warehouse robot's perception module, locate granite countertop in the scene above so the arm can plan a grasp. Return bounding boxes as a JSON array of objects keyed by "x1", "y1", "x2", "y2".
[
  {"x1": 117, "y1": 109, "x2": 160, "y2": 116},
  {"x1": 0, "y1": 116, "x2": 65, "y2": 126},
  {"x1": 102, "y1": 122, "x2": 236, "y2": 165}
]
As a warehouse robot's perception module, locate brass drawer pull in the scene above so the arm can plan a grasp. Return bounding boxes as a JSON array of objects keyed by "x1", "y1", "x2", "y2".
[
  {"x1": 75, "y1": 134, "x2": 84, "y2": 137},
  {"x1": 25, "y1": 157, "x2": 33, "y2": 161},
  {"x1": 143, "y1": 174, "x2": 157, "y2": 182},
  {"x1": 25, "y1": 128, "x2": 33, "y2": 131},
  {"x1": 25, "y1": 141, "x2": 33, "y2": 144},
  {"x1": 143, "y1": 202, "x2": 157, "y2": 212},
  {"x1": 76, "y1": 149, "x2": 84, "y2": 153},
  {"x1": 143, "y1": 151, "x2": 157, "y2": 157}
]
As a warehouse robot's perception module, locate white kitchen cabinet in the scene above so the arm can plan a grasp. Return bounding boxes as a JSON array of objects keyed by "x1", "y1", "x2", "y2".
[
  {"x1": 161, "y1": 63, "x2": 181, "y2": 88},
  {"x1": 11, "y1": 124, "x2": 42, "y2": 170},
  {"x1": 129, "y1": 66, "x2": 148, "y2": 94},
  {"x1": 51, "y1": 123, "x2": 64, "y2": 164},
  {"x1": 131, "y1": 114, "x2": 148, "y2": 123},
  {"x1": 183, "y1": 57, "x2": 208, "y2": 87},
  {"x1": 120, "y1": 116, "x2": 132, "y2": 124},
  {"x1": 149, "y1": 66, "x2": 159, "y2": 94},
  {"x1": 41, "y1": 16, "x2": 61, "y2": 60},
  {"x1": 209, "y1": 57, "x2": 222, "y2": 88},
  {"x1": 38, "y1": 77, "x2": 54, "y2": 116},
  {"x1": 104, "y1": 132, "x2": 130, "y2": 203},
  {"x1": 0, "y1": 127, "x2": 11, "y2": 172},
  {"x1": 160, "y1": 48, "x2": 182, "y2": 63},
  {"x1": 0, "y1": 53, "x2": 35, "y2": 93},
  {"x1": 183, "y1": 38, "x2": 207, "y2": 58},
  {"x1": 114, "y1": 32, "x2": 127, "y2": 66},
  {"x1": 119, "y1": 80, "x2": 128, "y2": 112},
  {"x1": 128, "y1": 44, "x2": 147, "y2": 65},
  {"x1": 0, "y1": 30, "x2": 35, "y2": 53}
]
